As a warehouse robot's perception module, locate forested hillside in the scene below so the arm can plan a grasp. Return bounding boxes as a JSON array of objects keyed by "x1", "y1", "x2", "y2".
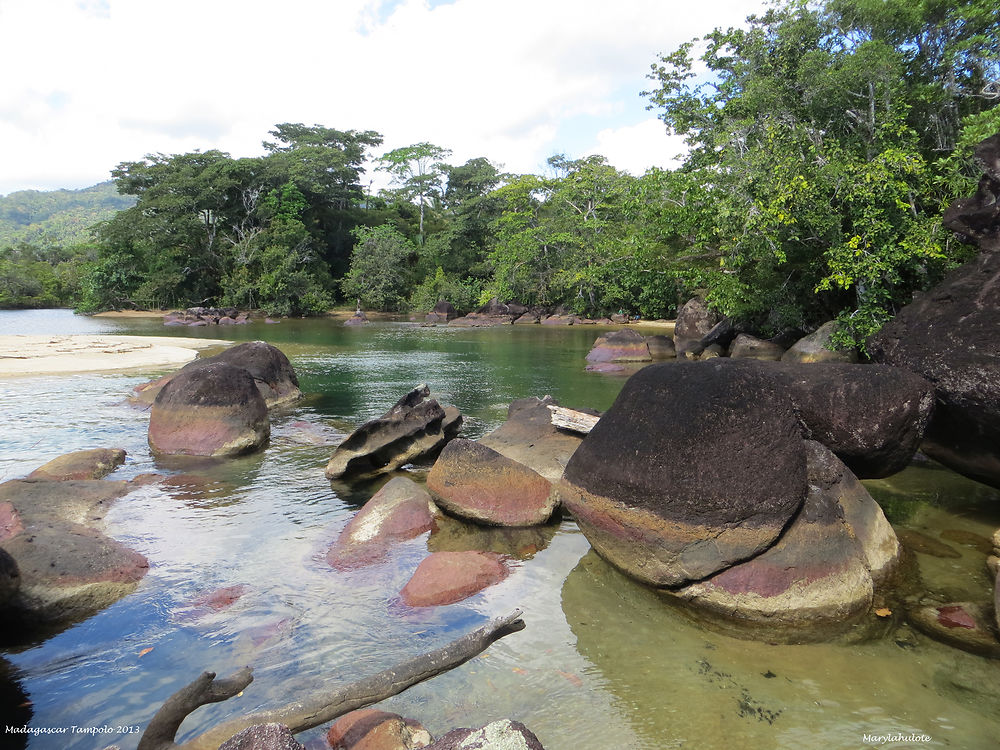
[
  {"x1": 0, "y1": 182, "x2": 134, "y2": 247},
  {"x1": 3, "y1": 0, "x2": 997, "y2": 345}
]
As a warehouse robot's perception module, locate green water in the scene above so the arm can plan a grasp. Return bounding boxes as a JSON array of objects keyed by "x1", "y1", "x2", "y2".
[{"x1": 1, "y1": 311, "x2": 998, "y2": 749}]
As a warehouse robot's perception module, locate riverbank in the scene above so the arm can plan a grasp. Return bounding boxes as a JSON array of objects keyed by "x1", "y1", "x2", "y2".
[{"x1": 0, "y1": 334, "x2": 230, "y2": 377}]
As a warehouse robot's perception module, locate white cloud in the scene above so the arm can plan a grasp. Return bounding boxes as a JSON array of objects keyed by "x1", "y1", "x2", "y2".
[
  {"x1": 0, "y1": 0, "x2": 765, "y2": 195},
  {"x1": 590, "y1": 118, "x2": 688, "y2": 175}
]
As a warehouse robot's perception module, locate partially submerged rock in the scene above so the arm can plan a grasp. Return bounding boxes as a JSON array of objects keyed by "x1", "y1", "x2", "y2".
[
  {"x1": 585, "y1": 328, "x2": 651, "y2": 363},
  {"x1": 327, "y1": 477, "x2": 442, "y2": 569},
  {"x1": 673, "y1": 442, "x2": 900, "y2": 635},
  {"x1": 559, "y1": 360, "x2": 808, "y2": 587},
  {"x1": 425, "y1": 300, "x2": 457, "y2": 324},
  {"x1": 27, "y1": 448, "x2": 126, "y2": 481},
  {"x1": 148, "y1": 361, "x2": 270, "y2": 457},
  {"x1": 427, "y1": 439, "x2": 557, "y2": 527},
  {"x1": 400, "y1": 550, "x2": 508, "y2": 606},
  {"x1": 908, "y1": 602, "x2": 1000, "y2": 658},
  {"x1": 478, "y1": 396, "x2": 585, "y2": 481},
  {"x1": 209, "y1": 341, "x2": 302, "y2": 407},
  {"x1": 325, "y1": 385, "x2": 462, "y2": 480}
]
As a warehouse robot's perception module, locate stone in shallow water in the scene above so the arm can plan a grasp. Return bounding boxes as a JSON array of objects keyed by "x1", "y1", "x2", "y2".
[
  {"x1": 908, "y1": 602, "x2": 1000, "y2": 658},
  {"x1": 400, "y1": 550, "x2": 508, "y2": 607},
  {"x1": 427, "y1": 439, "x2": 556, "y2": 527},
  {"x1": 26, "y1": 448, "x2": 126, "y2": 481},
  {"x1": 478, "y1": 396, "x2": 585, "y2": 482},
  {"x1": 326, "y1": 708, "x2": 432, "y2": 750},
  {"x1": 425, "y1": 719, "x2": 544, "y2": 750}
]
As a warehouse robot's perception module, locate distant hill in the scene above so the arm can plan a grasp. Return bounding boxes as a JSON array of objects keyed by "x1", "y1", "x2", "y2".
[{"x1": 0, "y1": 181, "x2": 135, "y2": 248}]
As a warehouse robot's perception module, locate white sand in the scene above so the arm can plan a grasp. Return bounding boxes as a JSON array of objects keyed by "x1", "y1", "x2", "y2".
[{"x1": 0, "y1": 335, "x2": 231, "y2": 377}]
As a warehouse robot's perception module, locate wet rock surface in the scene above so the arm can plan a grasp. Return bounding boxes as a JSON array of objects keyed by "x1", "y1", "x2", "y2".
[
  {"x1": 908, "y1": 602, "x2": 1000, "y2": 658},
  {"x1": 427, "y1": 439, "x2": 556, "y2": 527},
  {"x1": 217, "y1": 723, "x2": 305, "y2": 750},
  {"x1": 148, "y1": 361, "x2": 270, "y2": 457},
  {"x1": 425, "y1": 720, "x2": 544, "y2": 750},
  {"x1": 326, "y1": 708, "x2": 432, "y2": 750},
  {"x1": 325, "y1": 386, "x2": 461, "y2": 481},
  {"x1": 26, "y1": 448, "x2": 126, "y2": 481},
  {"x1": 327, "y1": 477, "x2": 442, "y2": 569},
  {"x1": 585, "y1": 328, "x2": 651, "y2": 363},
  {"x1": 400, "y1": 550, "x2": 508, "y2": 607}
]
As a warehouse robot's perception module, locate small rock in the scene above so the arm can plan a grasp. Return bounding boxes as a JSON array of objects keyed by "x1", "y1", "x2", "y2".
[
  {"x1": 426, "y1": 720, "x2": 544, "y2": 750},
  {"x1": 908, "y1": 602, "x2": 1000, "y2": 658},
  {"x1": 400, "y1": 551, "x2": 508, "y2": 607},
  {"x1": 218, "y1": 723, "x2": 305, "y2": 750},
  {"x1": 781, "y1": 321, "x2": 858, "y2": 363},
  {"x1": 326, "y1": 709, "x2": 432, "y2": 750}
]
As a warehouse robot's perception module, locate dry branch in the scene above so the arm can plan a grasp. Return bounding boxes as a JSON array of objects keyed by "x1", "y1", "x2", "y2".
[
  {"x1": 137, "y1": 609, "x2": 525, "y2": 750},
  {"x1": 547, "y1": 404, "x2": 600, "y2": 434}
]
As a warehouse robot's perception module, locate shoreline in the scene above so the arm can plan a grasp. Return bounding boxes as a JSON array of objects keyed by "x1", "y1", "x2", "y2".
[{"x1": 0, "y1": 334, "x2": 231, "y2": 377}]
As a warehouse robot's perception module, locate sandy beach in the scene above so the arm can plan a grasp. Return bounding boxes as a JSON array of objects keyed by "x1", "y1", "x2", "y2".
[{"x1": 0, "y1": 334, "x2": 231, "y2": 377}]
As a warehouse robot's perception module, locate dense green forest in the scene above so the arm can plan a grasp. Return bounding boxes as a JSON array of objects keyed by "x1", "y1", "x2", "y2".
[{"x1": 2, "y1": 0, "x2": 998, "y2": 346}]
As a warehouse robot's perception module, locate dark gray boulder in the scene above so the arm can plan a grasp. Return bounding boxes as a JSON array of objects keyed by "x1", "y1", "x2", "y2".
[
  {"x1": 325, "y1": 385, "x2": 462, "y2": 480},
  {"x1": 209, "y1": 341, "x2": 301, "y2": 407},
  {"x1": 644, "y1": 334, "x2": 676, "y2": 359},
  {"x1": 148, "y1": 361, "x2": 270, "y2": 457},
  {"x1": 558, "y1": 360, "x2": 808, "y2": 586},
  {"x1": 673, "y1": 299, "x2": 722, "y2": 355},
  {"x1": 0, "y1": 548, "x2": 19, "y2": 605},
  {"x1": 868, "y1": 136, "x2": 1000, "y2": 487}
]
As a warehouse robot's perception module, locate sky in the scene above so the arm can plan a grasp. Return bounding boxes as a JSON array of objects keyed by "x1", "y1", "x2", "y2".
[{"x1": 0, "y1": 0, "x2": 766, "y2": 196}]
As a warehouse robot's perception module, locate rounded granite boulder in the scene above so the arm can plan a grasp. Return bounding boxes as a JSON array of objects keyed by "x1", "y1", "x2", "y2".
[
  {"x1": 148, "y1": 361, "x2": 270, "y2": 457},
  {"x1": 559, "y1": 360, "x2": 808, "y2": 587}
]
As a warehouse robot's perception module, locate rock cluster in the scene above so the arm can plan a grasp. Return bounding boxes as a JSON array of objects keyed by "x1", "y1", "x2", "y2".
[
  {"x1": 163, "y1": 307, "x2": 251, "y2": 326},
  {"x1": 557, "y1": 359, "x2": 917, "y2": 634}
]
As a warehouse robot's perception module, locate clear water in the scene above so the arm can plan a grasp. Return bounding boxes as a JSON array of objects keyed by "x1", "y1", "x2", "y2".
[{"x1": 1, "y1": 310, "x2": 998, "y2": 749}]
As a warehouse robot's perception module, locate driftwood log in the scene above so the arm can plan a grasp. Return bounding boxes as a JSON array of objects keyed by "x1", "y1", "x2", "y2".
[
  {"x1": 547, "y1": 404, "x2": 600, "y2": 434},
  {"x1": 137, "y1": 608, "x2": 526, "y2": 750}
]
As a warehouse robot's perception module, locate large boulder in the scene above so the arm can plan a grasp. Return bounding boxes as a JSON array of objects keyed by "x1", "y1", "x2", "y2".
[
  {"x1": 148, "y1": 361, "x2": 270, "y2": 457},
  {"x1": 427, "y1": 439, "x2": 557, "y2": 527},
  {"x1": 27, "y1": 448, "x2": 126, "y2": 481},
  {"x1": 781, "y1": 321, "x2": 858, "y2": 363},
  {"x1": 326, "y1": 477, "x2": 442, "y2": 570},
  {"x1": 673, "y1": 299, "x2": 722, "y2": 355},
  {"x1": 771, "y1": 362, "x2": 935, "y2": 478},
  {"x1": 868, "y1": 138, "x2": 1000, "y2": 487},
  {"x1": 400, "y1": 550, "x2": 508, "y2": 606},
  {"x1": 209, "y1": 341, "x2": 301, "y2": 407},
  {"x1": 673, "y1": 441, "x2": 900, "y2": 635},
  {"x1": 478, "y1": 396, "x2": 585, "y2": 481},
  {"x1": 425, "y1": 300, "x2": 458, "y2": 324},
  {"x1": 325, "y1": 386, "x2": 462, "y2": 480},
  {"x1": 644, "y1": 334, "x2": 676, "y2": 360},
  {"x1": 585, "y1": 328, "x2": 651, "y2": 363},
  {"x1": 558, "y1": 360, "x2": 808, "y2": 587}
]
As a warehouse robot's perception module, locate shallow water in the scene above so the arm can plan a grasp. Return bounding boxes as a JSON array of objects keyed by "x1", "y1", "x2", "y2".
[{"x1": 1, "y1": 310, "x2": 998, "y2": 749}]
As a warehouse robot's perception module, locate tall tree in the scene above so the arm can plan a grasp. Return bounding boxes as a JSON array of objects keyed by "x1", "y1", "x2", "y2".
[{"x1": 376, "y1": 142, "x2": 452, "y2": 241}]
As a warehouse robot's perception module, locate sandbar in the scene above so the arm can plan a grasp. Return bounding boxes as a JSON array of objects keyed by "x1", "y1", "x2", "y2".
[{"x1": 0, "y1": 335, "x2": 231, "y2": 377}]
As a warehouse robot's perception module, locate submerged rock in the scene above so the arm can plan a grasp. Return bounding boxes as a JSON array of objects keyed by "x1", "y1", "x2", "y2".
[
  {"x1": 327, "y1": 477, "x2": 442, "y2": 569},
  {"x1": 27, "y1": 448, "x2": 126, "y2": 481},
  {"x1": 400, "y1": 550, "x2": 508, "y2": 607},
  {"x1": 325, "y1": 385, "x2": 462, "y2": 480},
  {"x1": 148, "y1": 361, "x2": 270, "y2": 457},
  {"x1": 559, "y1": 360, "x2": 808, "y2": 587},
  {"x1": 908, "y1": 602, "x2": 1000, "y2": 658},
  {"x1": 326, "y1": 709, "x2": 432, "y2": 750},
  {"x1": 427, "y1": 439, "x2": 557, "y2": 527}
]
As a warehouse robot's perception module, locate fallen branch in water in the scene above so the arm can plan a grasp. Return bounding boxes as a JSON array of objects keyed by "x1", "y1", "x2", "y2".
[{"x1": 136, "y1": 608, "x2": 526, "y2": 750}]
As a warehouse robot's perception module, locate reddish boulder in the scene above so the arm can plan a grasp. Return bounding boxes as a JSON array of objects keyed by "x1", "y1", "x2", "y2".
[
  {"x1": 27, "y1": 448, "x2": 126, "y2": 481},
  {"x1": 400, "y1": 550, "x2": 508, "y2": 607},
  {"x1": 148, "y1": 361, "x2": 270, "y2": 457},
  {"x1": 326, "y1": 709, "x2": 432, "y2": 750},
  {"x1": 427, "y1": 439, "x2": 557, "y2": 527},
  {"x1": 585, "y1": 329, "x2": 651, "y2": 363},
  {"x1": 327, "y1": 477, "x2": 442, "y2": 569}
]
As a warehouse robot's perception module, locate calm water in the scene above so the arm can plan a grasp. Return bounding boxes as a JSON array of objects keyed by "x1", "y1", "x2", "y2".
[{"x1": 1, "y1": 310, "x2": 998, "y2": 750}]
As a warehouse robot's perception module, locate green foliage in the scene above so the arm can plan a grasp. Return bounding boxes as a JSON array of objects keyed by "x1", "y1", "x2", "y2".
[
  {"x1": 340, "y1": 225, "x2": 416, "y2": 311},
  {"x1": 0, "y1": 182, "x2": 135, "y2": 248},
  {"x1": 641, "y1": 0, "x2": 999, "y2": 343},
  {"x1": 408, "y1": 267, "x2": 481, "y2": 313},
  {"x1": 0, "y1": 243, "x2": 97, "y2": 309}
]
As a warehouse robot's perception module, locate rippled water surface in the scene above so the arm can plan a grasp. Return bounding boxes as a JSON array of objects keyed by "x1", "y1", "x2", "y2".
[{"x1": 1, "y1": 310, "x2": 998, "y2": 749}]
